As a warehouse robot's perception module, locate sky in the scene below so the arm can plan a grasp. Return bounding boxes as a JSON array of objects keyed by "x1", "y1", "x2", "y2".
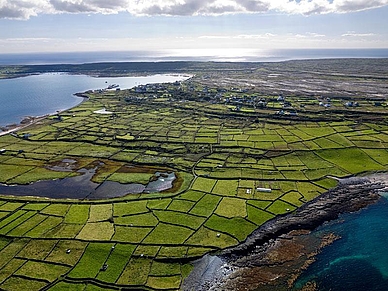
[{"x1": 0, "y1": 0, "x2": 387, "y2": 59}]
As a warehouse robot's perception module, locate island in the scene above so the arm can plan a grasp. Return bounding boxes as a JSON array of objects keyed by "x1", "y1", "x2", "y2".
[{"x1": 0, "y1": 59, "x2": 387, "y2": 291}]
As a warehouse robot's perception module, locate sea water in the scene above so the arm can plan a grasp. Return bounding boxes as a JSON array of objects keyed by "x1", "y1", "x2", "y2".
[
  {"x1": 0, "y1": 73, "x2": 188, "y2": 128},
  {"x1": 0, "y1": 49, "x2": 387, "y2": 65},
  {"x1": 293, "y1": 195, "x2": 388, "y2": 291}
]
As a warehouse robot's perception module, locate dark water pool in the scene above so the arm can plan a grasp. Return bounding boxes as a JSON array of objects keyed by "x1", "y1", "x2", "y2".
[{"x1": 0, "y1": 168, "x2": 176, "y2": 200}]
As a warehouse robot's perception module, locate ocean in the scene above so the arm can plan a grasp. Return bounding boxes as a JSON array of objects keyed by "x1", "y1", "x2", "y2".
[
  {"x1": 0, "y1": 49, "x2": 387, "y2": 65},
  {"x1": 294, "y1": 195, "x2": 388, "y2": 291},
  {"x1": 0, "y1": 73, "x2": 188, "y2": 128}
]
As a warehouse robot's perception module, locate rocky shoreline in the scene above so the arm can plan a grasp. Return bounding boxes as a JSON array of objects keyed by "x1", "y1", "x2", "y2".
[
  {"x1": 183, "y1": 173, "x2": 388, "y2": 291},
  {"x1": 0, "y1": 115, "x2": 48, "y2": 137}
]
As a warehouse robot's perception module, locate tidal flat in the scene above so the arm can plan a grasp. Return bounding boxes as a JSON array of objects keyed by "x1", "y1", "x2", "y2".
[{"x1": 0, "y1": 59, "x2": 387, "y2": 290}]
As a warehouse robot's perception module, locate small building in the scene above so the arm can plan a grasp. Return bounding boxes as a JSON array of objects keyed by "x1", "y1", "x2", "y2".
[
  {"x1": 54, "y1": 115, "x2": 63, "y2": 121},
  {"x1": 234, "y1": 105, "x2": 242, "y2": 111},
  {"x1": 345, "y1": 101, "x2": 359, "y2": 107},
  {"x1": 23, "y1": 133, "x2": 32, "y2": 140},
  {"x1": 256, "y1": 187, "x2": 272, "y2": 193}
]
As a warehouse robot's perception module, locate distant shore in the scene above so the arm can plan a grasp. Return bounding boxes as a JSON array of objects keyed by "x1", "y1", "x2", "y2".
[{"x1": 1, "y1": 49, "x2": 387, "y2": 66}]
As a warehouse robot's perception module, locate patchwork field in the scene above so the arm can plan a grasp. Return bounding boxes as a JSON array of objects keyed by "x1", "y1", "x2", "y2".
[{"x1": 0, "y1": 60, "x2": 387, "y2": 290}]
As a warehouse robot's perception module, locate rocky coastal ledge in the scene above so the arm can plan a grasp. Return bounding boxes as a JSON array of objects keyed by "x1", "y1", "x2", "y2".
[{"x1": 183, "y1": 173, "x2": 388, "y2": 291}]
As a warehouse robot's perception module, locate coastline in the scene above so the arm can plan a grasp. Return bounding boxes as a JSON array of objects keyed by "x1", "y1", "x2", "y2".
[
  {"x1": 0, "y1": 93, "x2": 88, "y2": 137},
  {"x1": 0, "y1": 115, "x2": 48, "y2": 137},
  {"x1": 0, "y1": 73, "x2": 192, "y2": 136},
  {"x1": 183, "y1": 172, "x2": 388, "y2": 291}
]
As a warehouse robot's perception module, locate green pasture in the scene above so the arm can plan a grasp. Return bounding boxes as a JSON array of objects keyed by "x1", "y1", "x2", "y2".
[{"x1": 0, "y1": 73, "x2": 387, "y2": 290}]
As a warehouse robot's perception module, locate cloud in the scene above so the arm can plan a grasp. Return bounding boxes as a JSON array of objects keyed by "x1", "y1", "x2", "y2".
[
  {"x1": 342, "y1": 32, "x2": 376, "y2": 37},
  {"x1": 199, "y1": 33, "x2": 276, "y2": 39},
  {"x1": 334, "y1": 0, "x2": 388, "y2": 13},
  {"x1": 0, "y1": 0, "x2": 51, "y2": 19},
  {"x1": 0, "y1": 0, "x2": 387, "y2": 19},
  {"x1": 233, "y1": 33, "x2": 276, "y2": 39},
  {"x1": 49, "y1": 0, "x2": 131, "y2": 14},
  {"x1": 131, "y1": 0, "x2": 205, "y2": 16},
  {"x1": 291, "y1": 32, "x2": 326, "y2": 38},
  {"x1": 306, "y1": 32, "x2": 326, "y2": 38},
  {"x1": 131, "y1": 0, "x2": 247, "y2": 16},
  {"x1": 199, "y1": 35, "x2": 232, "y2": 39}
]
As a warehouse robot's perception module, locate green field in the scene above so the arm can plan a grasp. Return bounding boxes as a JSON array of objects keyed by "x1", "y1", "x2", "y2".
[{"x1": 0, "y1": 60, "x2": 387, "y2": 290}]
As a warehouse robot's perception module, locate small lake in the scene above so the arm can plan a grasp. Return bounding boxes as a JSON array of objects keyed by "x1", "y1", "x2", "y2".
[
  {"x1": 0, "y1": 73, "x2": 189, "y2": 128},
  {"x1": 0, "y1": 166, "x2": 176, "y2": 200},
  {"x1": 293, "y1": 195, "x2": 388, "y2": 291}
]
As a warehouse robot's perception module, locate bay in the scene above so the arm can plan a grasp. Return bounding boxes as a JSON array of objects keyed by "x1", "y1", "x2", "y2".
[
  {"x1": 0, "y1": 73, "x2": 188, "y2": 128},
  {"x1": 293, "y1": 195, "x2": 388, "y2": 291}
]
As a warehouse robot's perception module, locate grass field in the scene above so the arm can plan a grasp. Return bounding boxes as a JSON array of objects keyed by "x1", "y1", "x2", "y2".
[{"x1": 0, "y1": 61, "x2": 387, "y2": 290}]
